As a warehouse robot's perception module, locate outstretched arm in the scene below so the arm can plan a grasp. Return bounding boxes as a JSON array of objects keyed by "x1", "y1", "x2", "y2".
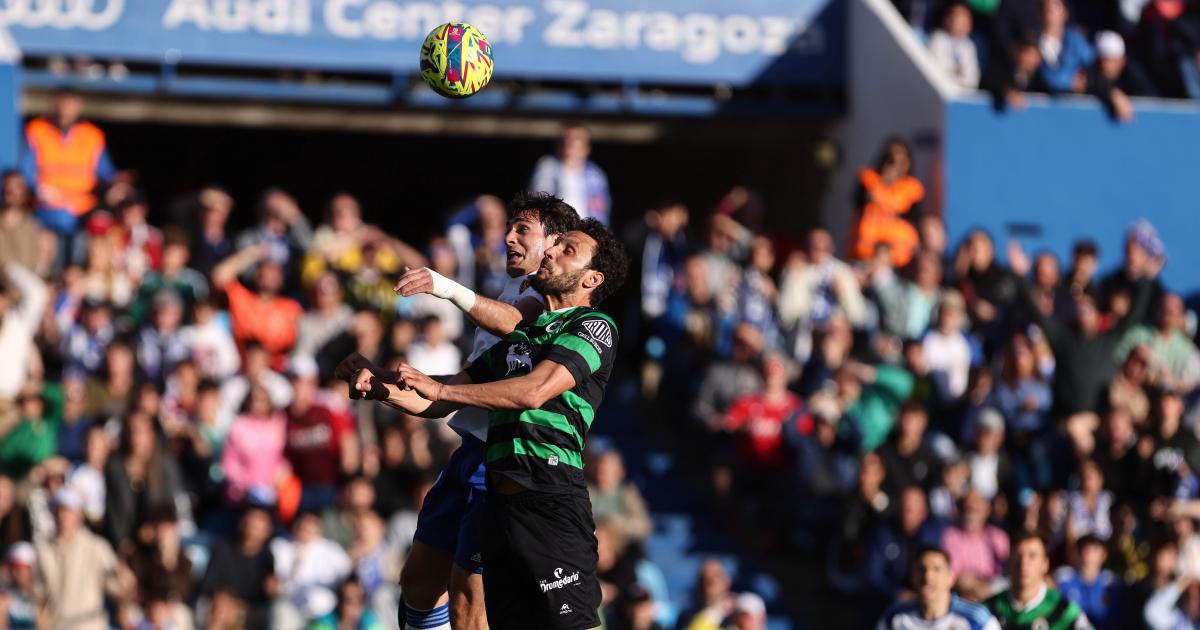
[
  {"x1": 398, "y1": 359, "x2": 576, "y2": 412},
  {"x1": 211, "y1": 244, "x2": 266, "y2": 289},
  {"x1": 394, "y1": 266, "x2": 543, "y2": 336}
]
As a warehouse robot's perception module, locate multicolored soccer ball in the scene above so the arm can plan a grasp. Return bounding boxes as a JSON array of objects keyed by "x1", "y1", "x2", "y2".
[{"x1": 419, "y1": 22, "x2": 493, "y2": 98}]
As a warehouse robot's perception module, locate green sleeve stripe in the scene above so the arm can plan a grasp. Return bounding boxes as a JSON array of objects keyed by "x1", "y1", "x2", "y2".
[
  {"x1": 552, "y1": 334, "x2": 601, "y2": 373},
  {"x1": 486, "y1": 438, "x2": 584, "y2": 469},
  {"x1": 490, "y1": 409, "x2": 584, "y2": 450},
  {"x1": 559, "y1": 390, "x2": 596, "y2": 428}
]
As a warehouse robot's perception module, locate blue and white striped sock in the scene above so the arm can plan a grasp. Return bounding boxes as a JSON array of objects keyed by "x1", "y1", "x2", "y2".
[{"x1": 404, "y1": 602, "x2": 451, "y2": 630}]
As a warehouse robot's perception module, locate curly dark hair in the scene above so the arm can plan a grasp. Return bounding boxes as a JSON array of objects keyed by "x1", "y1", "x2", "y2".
[
  {"x1": 508, "y1": 191, "x2": 579, "y2": 237},
  {"x1": 576, "y1": 217, "x2": 628, "y2": 307}
]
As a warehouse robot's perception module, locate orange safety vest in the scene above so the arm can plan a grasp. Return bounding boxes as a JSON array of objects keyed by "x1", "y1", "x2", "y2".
[
  {"x1": 852, "y1": 168, "x2": 925, "y2": 267},
  {"x1": 25, "y1": 117, "x2": 106, "y2": 217}
]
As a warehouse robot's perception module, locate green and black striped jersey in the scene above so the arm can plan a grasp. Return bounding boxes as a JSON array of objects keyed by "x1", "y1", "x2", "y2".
[
  {"x1": 985, "y1": 586, "x2": 1092, "y2": 630},
  {"x1": 466, "y1": 306, "x2": 618, "y2": 496}
]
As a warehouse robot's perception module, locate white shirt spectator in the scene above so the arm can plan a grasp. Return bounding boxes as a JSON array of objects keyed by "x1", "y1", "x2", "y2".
[
  {"x1": 66, "y1": 463, "x2": 106, "y2": 524},
  {"x1": 270, "y1": 535, "x2": 352, "y2": 599},
  {"x1": 219, "y1": 372, "x2": 293, "y2": 425},
  {"x1": 180, "y1": 317, "x2": 241, "y2": 380},
  {"x1": 407, "y1": 340, "x2": 462, "y2": 377},
  {"x1": 923, "y1": 329, "x2": 972, "y2": 399},
  {"x1": 929, "y1": 30, "x2": 981, "y2": 89},
  {"x1": 0, "y1": 264, "x2": 47, "y2": 400},
  {"x1": 1067, "y1": 490, "x2": 1114, "y2": 541}
]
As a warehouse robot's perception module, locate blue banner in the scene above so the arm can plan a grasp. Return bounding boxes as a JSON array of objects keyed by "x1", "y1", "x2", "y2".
[{"x1": 0, "y1": 0, "x2": 842, "y2": 86}]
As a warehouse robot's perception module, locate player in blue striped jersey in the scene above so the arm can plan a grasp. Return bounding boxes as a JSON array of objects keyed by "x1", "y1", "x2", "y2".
[{"x1": 878, "y1": 546, "x2": 1001, "y2": 630}]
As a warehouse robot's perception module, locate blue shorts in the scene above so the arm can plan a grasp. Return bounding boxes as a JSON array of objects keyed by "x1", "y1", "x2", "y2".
[{"x1": 413, "y1": 435, "x2": 488, "y2": 573}]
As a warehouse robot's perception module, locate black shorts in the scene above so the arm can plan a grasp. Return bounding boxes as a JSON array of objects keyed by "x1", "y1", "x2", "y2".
[{"x1": 481, "y1": 490, "x2": 601, "y2": 630}]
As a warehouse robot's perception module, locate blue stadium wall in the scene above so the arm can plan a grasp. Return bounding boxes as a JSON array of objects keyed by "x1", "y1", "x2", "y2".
[{"x1": 944, "y1": 96, "x2": 1200, "y2": 294}]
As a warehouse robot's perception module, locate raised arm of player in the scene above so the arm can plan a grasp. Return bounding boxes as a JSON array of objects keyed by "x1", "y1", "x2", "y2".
[
  {"x1": 398, "y1": 360, "x2": 576, "y2": 413},
  {"x1": 394, "y1": 266, "x2": 542, "y2": 336}
]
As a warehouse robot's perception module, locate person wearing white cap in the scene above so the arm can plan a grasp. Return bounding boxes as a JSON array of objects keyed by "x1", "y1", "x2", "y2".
[
  {"x1": 34, "y1": 487, "x2": 134, "y2": 630},
  {"x1": 729, "y1": 592, "x2": 768, "y2": 630},
  {"x1": 6, "y1": 541, "x2": 38, "y2": 627},
  {"x1": 1085, "y1": 30, "x2": 1157, "y2": 122}
]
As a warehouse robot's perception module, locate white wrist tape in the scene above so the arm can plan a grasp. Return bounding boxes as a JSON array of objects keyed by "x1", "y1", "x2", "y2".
[{"x1": 428, "y1": 268, "x2": 477, "y2": 312}]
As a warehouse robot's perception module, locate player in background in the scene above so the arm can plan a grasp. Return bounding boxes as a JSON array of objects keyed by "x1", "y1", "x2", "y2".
[
  {"x1": 340, "y1": 218, "x2": 628, "y2": 629},
  {"x1": 986, "y1": 533, "x2": 1092, "y2": 630},
  {"x1": 877, "y1": 546, "x2": 1000, "y2": 630},
  {"x1": 375, "y1": 192, "x2": 578, "y2": 630}
]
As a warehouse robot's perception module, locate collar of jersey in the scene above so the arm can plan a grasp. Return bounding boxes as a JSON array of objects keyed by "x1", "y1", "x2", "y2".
[{"x1": 1011, "y1": 583, "x2": 1048, "y2": 613}]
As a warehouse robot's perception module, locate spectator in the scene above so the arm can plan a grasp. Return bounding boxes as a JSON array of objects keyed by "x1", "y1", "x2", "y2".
[
  {"x1": 898, "y1": 250, "x2": 945, "y2": 341},
  {"x1": 1055, "y1": 534, "x2": 1121, "y2": 629},
  {"x1": 942, "y1": 490, "x2": 1010, "y2": 600},
  {"x1": 1011, "y1": 240, "x2": 1157, "y2": 417},
  {"x1": 607, "y1": 583, "x2": 665, "y2": 630},
  {"x1": 831, "y1": 452, "x2": 892, "y2": 590},
  {"x1": 189, "y1": 186, "x2": 234, "y2": 278},
  {"x1": 1116, "y1": 292, "x2": 1200, "y2": 392},
  {"x1": 922, "y1": 290, "x2": 973, "y2": 404},
  {"x1": 135, "y1": 290, "x2": 192, "y2": 385},
  {"x1": 320, "y1": 477, "x2": 375, "y2": 550},
  {"x1": 866, "y1": 486, "x2": 944, "y2": 604},
  {"x1": 285, "y1": 359, "x2": 358, "y2": 512},
  {"x1": 201, "y1": 505, "x2": 278, "y2": 628},
  {"x1": 1056, "y1": 240, "x2": 1100, "y2": 318},
  {"x1": 0, "y1": 476, "x2": 30, "y2": 552},
  {"x1": 982, "y1": 31, "x2": 1049, "y2": 109},
  {"x1": 722, "y1": 353, "x2": 804, "y2": 472},
  {"x1": 220, "y1": 384, "x2": 288, "y2": 506},
  {"x1": 61, "y1": 297, "x2": 115, "y2": 379},
  {"x1": 211, "y1": 245, "x2": 305, "y2": 371},
  {"x1": 218, "y1": 341, "x2": 292, "y2": 421},
  {"x1": 1108, "y1": 345, "x2": 1152, "y2": 424},
  {"x1": 129, "y1": 226, "x2": 208, "y2": 325},
  {"x1": 692, "y1": 322, "x2": 765, "y2": 432},
  {"x1": 0, "y1": 264, "x2": 48, "y2": 433},
  {"x1": 1143, "y1": 388, "x2": 1200, "y2": 500},
  {"x1": 112, "y1": 193, "x2": 163, "y2": 284},
  {"x1": 130, "y1": 508, "x2": 195, "y2": 629},
  {"x1": 405, "y1": 315, "x2": 461, "y2": 377},
  {"x1": 990, "y1": 333, "x2": 1052, "y2": 436},
  {"x1": 879, "y1": 403, "x2": 939, "y2": 494},
  {"x1": 851, "y1": 140, "x2": 924, "y2": 267},
  {"x1": 0, "y1": 172, "x2": 47, "y2": 276},
  {"x1": 270, "y1": 511, "x2": 352, "y2": 628},
  {"x1": 1, "y1": 385, "x2": 58, "y2": 479},
  {"x1": 964, "y1": 408, "x2": 1013, "y2": 501},
  {"x1": 840, "y1": 360, "x2": 915, "y2": 454},
  {"x1": 622, "y1": 200, "x2": 689, "y2": 351},
  {"x1": 78, "y1": 228, "x2": 134, "y2": 309},
  {"x1": 295, "y1": 272, "x2": 354, "y2": 360},
  {"x1": 234, "y1": 188, "x2": 313, "y2": 281},
  {"x1": 179, "y1": 297, "x2": 241, "y2": 381},
  {"x1": 985, "y1": 533, "x2": 1090, "y2": 628},
  {"x1": 1133, "y1": 0, "x2": 1200, "y2": 98},
  {"x1": 5, "y1": 541, "x2": 38, "y2": 628},
  {"x1": 737, "y1": 236, "x2": 781, "y2": 347},
  {"x1": 35, "y1": 488, "x2": 133, "y2": 630},
  {"x1": 308, "y1": 577, "x2": 384, "y2": 630},
  {"x1": 1038, "y1": 0, "x2": 1096, "y2": 94},
  {"x1": 104, "y1": 412, "x2": 186, "y2": 553},
  {"x1": 1097, "y1": 220, "x2": 1165, "y2": 324},
  {"x1": 301, "y1": 193, "x2": 418, "y2": 288},
  {"x1": 876, "y1": 545, "x2": 1002, "y2": 630},
  {"x1": 529, "y1": 124, "x2": 611, "y2": 225},
  {"x1": 955, "y1": 231, "x2": 1019, "y2": 350},
  {"x1": 1087, "y1": 31, "x2": 1157, "y2": 121},
  {"x1": 929, "y1": 2, "x2": 982, "y2": 88},
  {"x1": 21, "y1": 90, "x2": 116, "y2": 269},
  {"x1": 66, "y1": 424, "x2": 109, "y2": 527},
  {"x1": 677, "y1": 559, "x2": 734, "y2": 630},
  {"x1": 587, "y1": 450, "x2": 653, "y2": 555},
  {"x1": 779, "y1": 229, "x2": 867, "y2": 359},
  {"x1": 82, "y1": 339, "x2": 135, "y2": 421}
]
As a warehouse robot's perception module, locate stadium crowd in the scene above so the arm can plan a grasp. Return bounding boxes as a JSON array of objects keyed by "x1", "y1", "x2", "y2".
[
  {"x1": 5, "y1": 87, "x2": 1200, "y2": 630},
  {"x1": 631, "y1": 133, "x2": 1200, "y2": 629},
  {"x1": 898, "y1": 0, "x2": 1200, "y2": 120}
]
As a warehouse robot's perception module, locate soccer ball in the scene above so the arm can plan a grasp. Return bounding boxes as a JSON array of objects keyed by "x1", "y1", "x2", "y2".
[{"x1": 419, "y1": 22, "x2": 494, "y2": 98}]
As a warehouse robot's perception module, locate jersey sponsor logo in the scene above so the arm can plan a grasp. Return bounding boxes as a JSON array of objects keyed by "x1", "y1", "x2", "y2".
[
  {"x1": 546, "y1": 319, "x2": 564, "y2": 333},
  {"x1": 506, "y1": 341, "x2": 534, "y2": 375},
  {"x1": 471, "y1": 553, "x2": 483, "y2": 563},
  {"x1": 1032, "y1": 619, "x2": 1048, "y2": 630},
  {"x1": 580, "y1": 319, "x2": 612, "y2": 348},
  {"x1": 548, "y1": 454, "x2": 560, "y2": 466},
  {"x1": 560, "y1": 603, "x2": 572, "y2": 615},
  {"x1": 540, "y1": 567, "x2": 581, "y2": 593}
]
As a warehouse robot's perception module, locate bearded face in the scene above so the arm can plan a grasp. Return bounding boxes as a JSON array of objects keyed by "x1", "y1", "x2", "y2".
[{"x1": 532, "y1": 267, "x2": 588, "y2": 298}]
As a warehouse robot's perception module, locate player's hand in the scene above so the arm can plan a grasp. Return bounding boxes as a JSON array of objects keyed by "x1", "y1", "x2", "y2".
[
  {"x1": 397, "y1": 364, "x2": 445, "y2": 402},
  {"x1": 394, "y1": 266, "x2": 437, "y2": 297},
  {"x1": 334, "y1": 352, "x2": 379, "y2": 383},
  {"x1": 351, "y1": 368, "x2": 389, "y2": 401}
]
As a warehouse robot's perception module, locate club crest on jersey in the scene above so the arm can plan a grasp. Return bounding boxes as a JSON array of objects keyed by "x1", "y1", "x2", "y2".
[
  {"x1": 581, "y1": 319, "x2": 612, "y2": 348},
  {"x1": 506, "y1": 341, "x2": 534, "y2": 374},
  {"x1": 519, "y1": 278, "x2": 532, "y2": 294}
]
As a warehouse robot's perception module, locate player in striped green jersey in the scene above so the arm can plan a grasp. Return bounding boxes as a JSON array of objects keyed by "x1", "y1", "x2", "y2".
[
  {"x1": 340, "y1": 218, "x2": 627, "y2": 630},
  {"x1": 986, "y1": 533, "x2": 1092, "y2": 630}
]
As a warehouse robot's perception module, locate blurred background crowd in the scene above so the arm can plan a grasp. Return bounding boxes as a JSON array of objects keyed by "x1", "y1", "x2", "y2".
[{"x1": 3, "y1": 83, "x2": 1200, "y2": 630}]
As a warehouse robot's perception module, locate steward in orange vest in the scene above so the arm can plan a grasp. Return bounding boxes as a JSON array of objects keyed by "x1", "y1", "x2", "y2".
[{"x1": 21, "y1": 91, "x2": 115, "y2": 234}]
